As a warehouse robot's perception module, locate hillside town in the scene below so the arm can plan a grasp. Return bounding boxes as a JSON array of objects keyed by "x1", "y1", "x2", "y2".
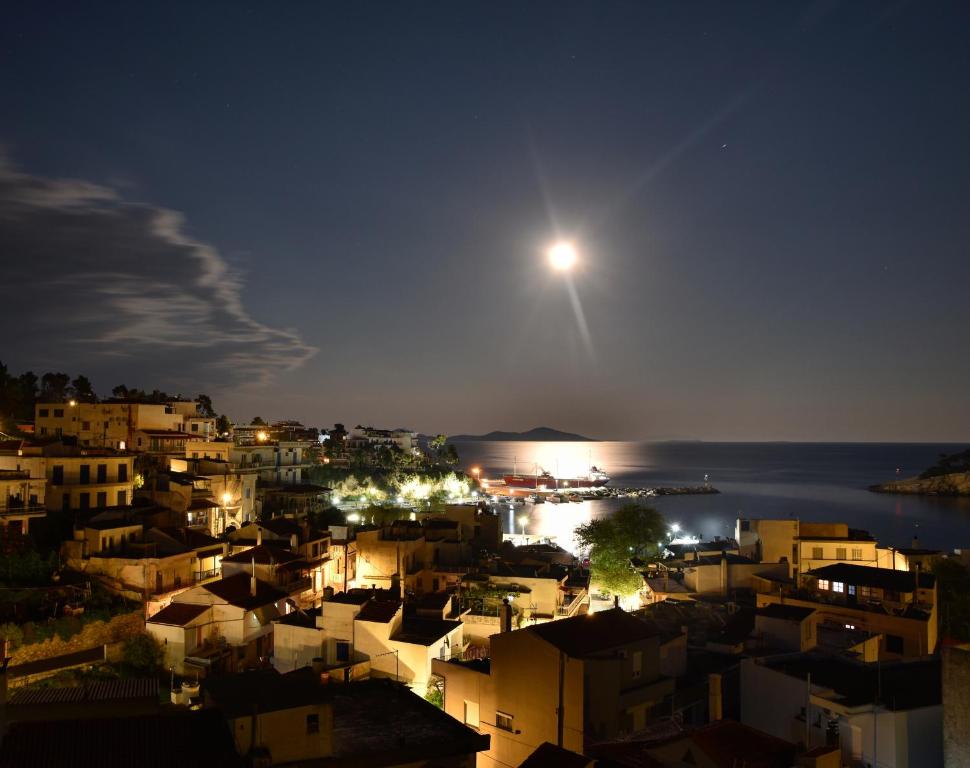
[{"x1": 0, "y1": 385, "x2": 964, "y2": 767}]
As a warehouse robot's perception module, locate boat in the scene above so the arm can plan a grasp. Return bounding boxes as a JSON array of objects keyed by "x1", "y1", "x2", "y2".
[{"x1": 503, "y1": 461, "x2": 610, "y2": 490}]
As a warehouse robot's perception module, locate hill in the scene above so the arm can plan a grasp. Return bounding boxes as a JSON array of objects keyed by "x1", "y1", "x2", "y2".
[{"x1": 447, "y1": 426, "x2": 597, "y2": 442}]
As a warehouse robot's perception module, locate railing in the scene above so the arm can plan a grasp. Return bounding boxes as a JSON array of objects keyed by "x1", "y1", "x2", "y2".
[{"x1": 195, "y1": 567, "x2": 220, "y2": 582}]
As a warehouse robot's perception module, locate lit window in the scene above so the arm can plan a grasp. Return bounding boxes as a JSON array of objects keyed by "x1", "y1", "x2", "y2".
[
  {"x1": 845, "y1": 623, "x2": 856, "y2": 630},
  {"x1": 817, "y1": 579, "x2": 830, "y2": 591},
  {"x1": 832, "y1": 582, "x2": 844, "y2": 593},
  {"x1": 848, "y1": 584, "x2": 856, "y2": 596},
  {"x1": 851, "y1": 548, "x2": 863, "y2": 560},
  {"x1": 496, "y1": 712, "x2": 514, "y2": 732}
]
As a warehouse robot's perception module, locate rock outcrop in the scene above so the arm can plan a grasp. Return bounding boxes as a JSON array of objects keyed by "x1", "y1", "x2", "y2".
[{"x1": 869, "y1": 471, "x2": 970, "y2": 496}]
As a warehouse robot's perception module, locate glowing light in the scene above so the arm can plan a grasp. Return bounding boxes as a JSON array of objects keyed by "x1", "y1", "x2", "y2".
[
  {"x1": 222, "y1": 492, "x2": 232, "y2": 505},
  {"x1": 548, "y1": 241, "x2": 577, "y2": 271},
  {"x1": 347, "y1": 513, "x2": 360, "y2": 523},
  {"x1": 256, "y1": 430, "x2": 268, "y2": 442},
  {"x1": 671, "y1": 523, "x2": 681, "y2": 533}
]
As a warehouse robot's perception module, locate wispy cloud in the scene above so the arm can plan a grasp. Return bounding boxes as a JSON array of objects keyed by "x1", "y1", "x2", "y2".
[{"x1": 0, "y1": 157, "x2": 316, "y2": 386}]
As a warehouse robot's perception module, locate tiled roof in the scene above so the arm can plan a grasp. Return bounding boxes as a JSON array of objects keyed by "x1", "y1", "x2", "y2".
[
  {"x1": 528, "y1": 608, "x2": 657, "y2": 657},
  {"x1": 222, "y1": 544, "x2": 301, "y2": 565},
  {"x1": 201, "y1": 573, "x2": 288, "y2": 609},
  {"x1": 148, "y1": 602, "x2": 210, "y2": 626},
  {"x1": 9, "y1": 678, "x2": 158, "y2": 706},
  {"x1": 203, "y1": 668, "x2": 327, "y2": 719},
  {"x1": 0, "y1": 709, "x2": 241, "y2": 768}
]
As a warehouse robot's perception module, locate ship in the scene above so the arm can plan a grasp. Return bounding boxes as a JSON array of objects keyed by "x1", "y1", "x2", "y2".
[{"x1": 503, "y1": 463, "x2": 610, "y2": 490}]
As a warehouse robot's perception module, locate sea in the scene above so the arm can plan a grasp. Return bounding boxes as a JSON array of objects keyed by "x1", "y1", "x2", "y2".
[{"x1": 452, "y1": 441, "x2": 970, "y2": 555}]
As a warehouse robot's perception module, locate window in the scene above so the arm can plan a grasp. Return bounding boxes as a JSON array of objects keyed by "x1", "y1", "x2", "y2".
[
  {"x1": 96, "y1": 492, "x2": 107, "y2": 508},
  {"x1": 82, "y1": 421, "x2": 91, "y2": 431},
  {"x1": 848, "y1": 584, "x2": 856, "y2": 596},
  {"x1": 496, "y1": 712, "x2": 514, "y2": 732},
  {"x1": 117, "y1": 490, "x2": 127, "y2": 506},
  {"x1": 836, "y1": 547, "x2": 847, "y2": 561},
  {"x1": 817, "y1": 579, "x2": 830, "y2": 591},
  {"x1": 464, "y1": 700, "x2": 480, "y2": 728},
  {"x1": 53, "y1": 408, "x2": 64, "y2": 418},
  {"x1": 812, "y1": 547, "x2": 823, "y2": 560},
  {"x1": 118, "y1": 464, "x2": 128, "y2": 482},
  {"x1": 632, "y1": 650, "x2": 643, "y2": 679},
  {"x1": 851, "y1": 548, "x2": 863, "y2": 561},
  {"x1": 336, "y1": 641, "x2": 349, "y2": 662},
  {"x1": 191, "y1": 423, "x2": 199, "y2": 432},
  {"x1": 79, "y1": 493, "x2": 90, "y2": 510},
  {"x1": 245, "y1": 488, "x2": 251, "y2": 499},
  {"x1": 39, "y1": 409, "x2": 49, "y2": 417},
  {"x1": 858, "y1": 586, "x2": 873, "y2": 601},
  {"x1": 740, "y1": 520, "x2": 750, "y2": 532},
  {"x1": 79, "y1": 465, "x2": 90, "y2": 485},
  {"x1": 51, "y1": 466, "x2": 64, "y2": 485},
  {"x1": 62, "y1": 493, "x2": 69, "y2": 511},
  {"x1": 832, "y1": 581, "x2": 845, "y2": 593},
  {"x1": 306, "y1": 714, "x2": 319, "y2": 734},
  {"x1": 97, "y1": 464, "x2": 107, "y2": 483},
  {"x1": 886, "y1": 634, "x2": 904, "y2": 654}
]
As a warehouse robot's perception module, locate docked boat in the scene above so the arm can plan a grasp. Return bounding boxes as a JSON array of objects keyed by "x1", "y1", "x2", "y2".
[{"x1": 503, "y1": 463, "x2": 610, "y2": 490}]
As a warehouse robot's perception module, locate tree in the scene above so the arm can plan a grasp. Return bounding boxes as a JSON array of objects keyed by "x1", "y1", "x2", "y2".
[
  {"x1": 196, "y1": 394, "x2": 216, "y2": 418},
  {"x1": 251, "y1": 416, "x2": 267, "y2": 426},
  {"x1": 574, "y1": 504, "x2": 667, "y2": 598},
  {"x1": 215, "y1": 414, "x2": 232, "y2": 436},
  {"x1": 40, "y1": 372, "x2": 71, "y2": 402},
  {"x1": 71, "y1": 375, "x2": 97, "y2": 403},
  {"x1": 111, "y1": 384, "x2": 130, "y2": 399},
  {"x1": 121, "y1": 632, "x2": 165, "y2": 674}
]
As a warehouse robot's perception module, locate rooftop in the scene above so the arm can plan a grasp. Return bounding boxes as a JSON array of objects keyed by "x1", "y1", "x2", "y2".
[
  {"x1": 756, "y1": 604, "x2": 815, "y2": 622},
  {"x1": 357, "y1": 599, "x2": 402, "y2": 623},
  {"x1": 0, "y1": 709, "x2": 241, "y2": 768},
  {"x1": 528, "y1": 608, "x2": 657, "y2": 657},
  {"x1": 222, "y1": 544, "x2": 302, "y2": 566},
  {"x1": 8, "y1": 678, "x2": 158, "y2": 706},
  {"x1": 760, "y1": 653, "x2": 941, "y2": 710},
  {"x1": 200, "y1": 573, "x2": 288, "y2": 610},
  {"x1": 204, "y1": 667, "x2": 327, "y2": 718},
  {"x1": 808, "y1": 563, "x2": 936, "y2": 591},
  {"x1": 519, "y1": 742, "x2": 592, "y2": 768},
  {"x1": 147, "y1": 602, "x2": 210, "y2": 627},
  {"x1": 391, "y1": 617, "x2": 462, "y2": 646}
]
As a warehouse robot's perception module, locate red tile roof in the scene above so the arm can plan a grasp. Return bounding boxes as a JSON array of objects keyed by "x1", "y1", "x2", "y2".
[{"x1": 147, "y1": 603, "x2": 210, "y2": 627}]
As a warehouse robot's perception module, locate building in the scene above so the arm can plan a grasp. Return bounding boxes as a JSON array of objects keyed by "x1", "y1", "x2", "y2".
[
  {"x1": 741, "y1": 653, "x2": 942, "y2": 767},
  {"x1": 737, "y1": 518, "x2": 880, "y2": 582},
  {"x1": 33, "y1": 399, "x2": 212, "y2": 451},
  {"x1": 203, "y1": 670, "x2": 489, "y2": 767},
  {"x1": 0, "y1": 440, "x2": 135, "y2": 512},
  {"x1": 229, "y1": 441, "x2": 310, "y2": 486},
  {"x1": 432, "y1": 608, "x2": 675, "y2": 767},
  {"x1": 642, "y1": 555, "x2": 788, "y2": 604},
  {"x1": 0, "y1": 468, "x2": 45, "y2": 534},
  {"x1": 151, "y1": 573, "x2": 289, "y2": 674},
  {"x1": 348, "y1": 425, "x2": 418, "y2": 453},
  {"x1": 755, "y1": 562, "x2": 937, "y2": 658}
]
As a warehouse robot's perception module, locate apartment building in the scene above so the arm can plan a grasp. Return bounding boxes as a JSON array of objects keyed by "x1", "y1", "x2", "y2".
[
  {"x1": 433, "y1": 608, "x2": 674, "y2": 768},
  {"x1": 0, "y1": 441, "x2": 135, "y2": 512},
  {"x1": 0, "y1": 468, "x2": 46, "y2": 534},
  {"x1": 33, "y1": 399, "x2": 211, "y2": 450}
]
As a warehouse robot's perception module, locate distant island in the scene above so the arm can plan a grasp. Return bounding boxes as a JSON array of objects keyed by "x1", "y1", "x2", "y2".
[
  {"x1": 448, "y1": 426, "x2": 597, "y2": 442},
  {"x1": 869, "y1": 447, "x2": 970, "y2": 496}
]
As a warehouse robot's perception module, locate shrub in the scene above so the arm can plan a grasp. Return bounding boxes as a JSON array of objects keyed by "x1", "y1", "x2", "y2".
[{"x1": 121, "y1": 632, "x2": 164, "y2": 674}]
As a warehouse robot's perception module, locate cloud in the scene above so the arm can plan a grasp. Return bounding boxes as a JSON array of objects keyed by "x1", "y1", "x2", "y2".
[{"x1": 0, "y1": 158, "x2": 316, "y2": 387}]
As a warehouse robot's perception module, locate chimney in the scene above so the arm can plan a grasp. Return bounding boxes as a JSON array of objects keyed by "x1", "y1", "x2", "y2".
[
  {"x1": 614, "y1": 594, "x2": 620, "y2": 609},
  {"x1": 250, "y1": 556, "x2": 257, "y2": 597},
  {"x1": 500, "y1": 599, "x2": 513, "y2": 633}
]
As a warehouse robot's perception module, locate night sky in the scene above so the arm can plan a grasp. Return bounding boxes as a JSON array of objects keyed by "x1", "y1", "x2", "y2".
[{"x1": 2, "y1": 2, "x2": 969, "y2": 441}]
